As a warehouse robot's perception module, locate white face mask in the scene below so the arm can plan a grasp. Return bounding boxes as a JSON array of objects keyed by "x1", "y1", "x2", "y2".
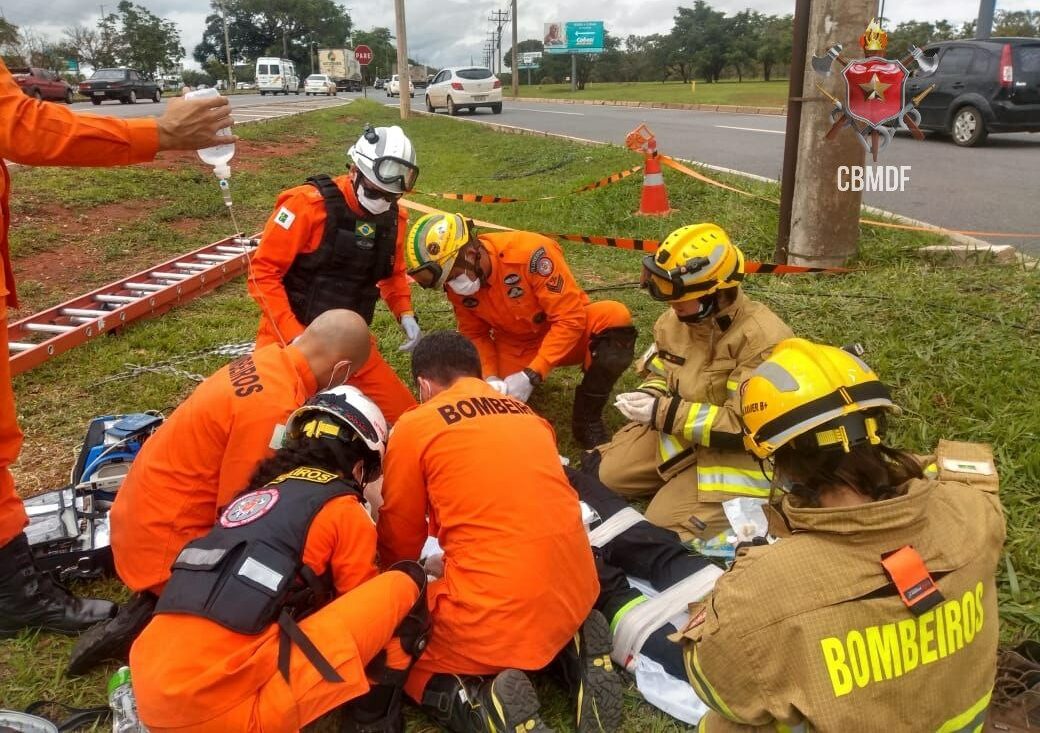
[
  {"x1": 447, "y1": 272, "x2": 480, "y2": 296},
  {"x1": 327, "y1": 360, "x2": 353, "y2": 389},
  {"x1": 356, "y1": 180, "x2": 393, "y2": 216}
]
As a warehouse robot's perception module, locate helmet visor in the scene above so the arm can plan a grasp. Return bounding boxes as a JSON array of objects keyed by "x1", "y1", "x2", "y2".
[
  {"x1": 370, "y1": 155, "x2": 419, "y2": 192},
  {"x1": 408, "y1": 261, "x2": 444, "y2": 289}
]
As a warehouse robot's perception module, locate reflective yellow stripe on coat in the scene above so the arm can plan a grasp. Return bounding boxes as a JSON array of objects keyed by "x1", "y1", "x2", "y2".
[
  {"x1": 936, "y1": 690, "x2": 990, "y2": 733},
  {"x1": 696, "y1": 465, "x2": 772, "y2": 498}
]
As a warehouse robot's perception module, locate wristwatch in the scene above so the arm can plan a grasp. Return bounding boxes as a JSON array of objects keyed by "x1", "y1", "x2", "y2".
[{"x1": 522, "y1": 368, "x2": 543, "y2": 386}]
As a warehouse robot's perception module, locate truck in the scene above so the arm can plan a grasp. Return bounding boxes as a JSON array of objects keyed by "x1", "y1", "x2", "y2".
[{"x1": 318, "y1": 48, "x2": 363, "y2": 92}]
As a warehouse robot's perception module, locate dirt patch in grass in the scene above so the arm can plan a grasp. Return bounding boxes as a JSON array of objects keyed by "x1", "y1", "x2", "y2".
[{"x1": 140, "y1": 136, "x2": 322, "y2": 173}]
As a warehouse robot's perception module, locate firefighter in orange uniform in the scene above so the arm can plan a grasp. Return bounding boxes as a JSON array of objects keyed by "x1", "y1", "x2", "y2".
[
  {"x1": 678, "y1": 339, "x2": 1005, "y2": 732},
  {"x1": 132, "y1": 386, "x2": 430, "y2": 733},
  {"x1": 404, "y1": 213, "x2": 636, "y2": 450},
  {"x1": 378, "y1": 331, "x2": 622, "y2": 733},
  {"x1": 66, "y1": 310, "x2": 371, "y2": 675},
  {"x1": 0, "y1": 58, "x2": 234, "y2": 637},
  {"x1": 248, "y1": 124, "x2": 421, "y2": 424}
]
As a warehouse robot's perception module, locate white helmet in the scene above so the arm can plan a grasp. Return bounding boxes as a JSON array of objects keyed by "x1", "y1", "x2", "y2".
[
  {"x1": 285, "y1": 385, "x2": 389, "y2": 481},
  {"x1": 348, "y1": 124, "x2": 419, "y2": 194}
]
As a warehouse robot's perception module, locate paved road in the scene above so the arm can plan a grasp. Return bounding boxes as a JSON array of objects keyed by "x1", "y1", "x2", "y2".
[
  {"x1": 68, "y1": 92, "x2": 348, "y2": 123},
  {"x1": 376, "y1": 93, "x2": 1040, "y2": 255}
]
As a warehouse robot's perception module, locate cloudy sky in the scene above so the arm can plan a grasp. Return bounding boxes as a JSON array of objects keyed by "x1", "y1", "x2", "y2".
[{"x1": 4, "y1": 0, "x2": 1036, "y2": 71}]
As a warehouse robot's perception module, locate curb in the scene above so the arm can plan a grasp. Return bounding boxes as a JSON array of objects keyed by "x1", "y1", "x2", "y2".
[
  {"x1": 508, "y1": 95, "x2": 786, "y2": 116},
  {"x1": 407, "y1": 107, "x2": 1028, "y2": 258}
]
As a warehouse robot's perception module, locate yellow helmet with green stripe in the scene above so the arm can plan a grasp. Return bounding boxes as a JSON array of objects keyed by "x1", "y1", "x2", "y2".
[{"x1": 405, "y1": 213, "x2": 473, "y2": 289}]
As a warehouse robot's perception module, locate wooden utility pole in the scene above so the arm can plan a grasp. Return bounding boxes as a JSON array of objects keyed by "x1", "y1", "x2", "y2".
[
  {"x1": 394, "y1": 0, "x2": 409, "y2": 119},
  {"x1": 511, "y1": 0, "x2": 518, "y2": 98},
  {"x1": 785, "y1": 0, "x2": 876, "y2": 267}
]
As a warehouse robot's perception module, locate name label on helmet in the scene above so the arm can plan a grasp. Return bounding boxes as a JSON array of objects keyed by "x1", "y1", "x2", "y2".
[
  {"x1": 270, "y1": 466, "x2": 338, "y2": 484},
  {"x1": 742, "y1": 400, "x2": 768, "y2": 415}
]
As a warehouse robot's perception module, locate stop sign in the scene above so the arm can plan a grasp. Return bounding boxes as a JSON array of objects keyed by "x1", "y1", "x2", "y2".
[{"x1": 354, "y1": 45, "x2": 373, "y2": 66}]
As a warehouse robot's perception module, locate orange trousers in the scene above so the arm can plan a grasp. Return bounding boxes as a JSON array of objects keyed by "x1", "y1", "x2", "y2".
[
  {"x1": 257, "y1": 330, "x2": 415, "y2": 425},
  {"x1": 496, "y1": 300, "x2": 632, "y2": 377},
  {"x1": 134, "y1": 571, "x2": 419, "y2": 733},
  {"x1": 0, "y1": 306, "x2": 26, "y2": 546}
]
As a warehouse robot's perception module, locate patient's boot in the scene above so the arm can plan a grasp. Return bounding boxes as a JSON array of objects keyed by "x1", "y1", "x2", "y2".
[{"x1": 420, "y1": 669, "x2": 554, "y2": 733}]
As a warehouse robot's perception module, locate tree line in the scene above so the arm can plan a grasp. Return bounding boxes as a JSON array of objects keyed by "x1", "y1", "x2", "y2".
[{"x1": 506, "y1": 3, "x2": 1040, "y2": 89}]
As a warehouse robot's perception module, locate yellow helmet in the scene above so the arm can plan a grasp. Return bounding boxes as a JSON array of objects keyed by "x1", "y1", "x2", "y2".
[
  {"x1": 405, "y1": 213, "x2": 474, "y2": 289},
  {"x1": 740, "y1": 338, "x2": 898, "y2": 459},
  {"x1": 642, "y1": 223, "x2": 745, "y2": 302}
]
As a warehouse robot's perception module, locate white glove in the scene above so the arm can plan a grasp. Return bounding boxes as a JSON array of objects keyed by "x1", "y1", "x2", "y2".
[
  {"x1": 614, "y1": 391, "x2": 656, "y2": 424},
  {"x1": 503, "y1": 370, "x2": 536, "y2": 402},
  {"x1": 485, "y1": 376, "x2": 509, "y2": 395},
  {"x1": 399, "y1": 314, "x2": 422, "y2": 352}
]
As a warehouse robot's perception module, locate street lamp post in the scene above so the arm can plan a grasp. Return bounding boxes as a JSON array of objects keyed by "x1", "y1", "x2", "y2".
[{"x1": 216, "y1": 0, "x2": 234, "y2": 91}]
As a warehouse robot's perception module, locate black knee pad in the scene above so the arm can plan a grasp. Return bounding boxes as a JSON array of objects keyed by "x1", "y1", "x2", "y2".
[{"x1": 589, "y1": 326, "x2": 638, "y2": 375}]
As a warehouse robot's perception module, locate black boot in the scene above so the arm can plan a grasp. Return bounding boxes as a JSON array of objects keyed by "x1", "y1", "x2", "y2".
[
  {"x1": 550, "y1": 610, "x2": 623, "y2": 733},
  {"x1": 0, "y1": 533, "x2": 116, "y2": 638},
  {"x1": 421, "y1": 670, "x2": 554, "y2": 733},
  {"x1": 572, "y1": 326, "x2": 637, "y2": 450},
  {"x1": 67, "y1": 591, "x2": 157, "y2": 676},
  {"x1": 341, "y1": 561, "x2": 430, "y2": 733}
]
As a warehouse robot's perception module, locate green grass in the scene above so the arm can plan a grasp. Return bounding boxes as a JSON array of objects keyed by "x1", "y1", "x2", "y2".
[
  {"x1": 513, "y1": 80, "x2": 789, "y2": 108},
  {"x1": 3, "y1": 99, "x2": 1038, "y2": 729}
]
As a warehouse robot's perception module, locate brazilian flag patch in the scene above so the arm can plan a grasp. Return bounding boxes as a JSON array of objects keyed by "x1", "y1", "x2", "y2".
[{"x1": 356, "y1": 221, "x2": 377, "y2": 239}]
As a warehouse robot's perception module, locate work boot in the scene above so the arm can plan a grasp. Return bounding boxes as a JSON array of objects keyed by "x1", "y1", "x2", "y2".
[
  {"x1": 572, "y1": 326, "x2": 637, "y2": 451},
  {"x1": 342, "y1": 561, "x2": 430, "y2": 733},
  {"x1": 67, "y1": 591, "x2": 157, "y2": 676},
  {"x1": 550, "y1": 610, "x2": 623, "y2": 733},
  {"x1": 0, "y1": 532, "x2": 116, "y2": 638},
  {"x1": 421, "y1": 669, "x2": 554, "y2": 733}
]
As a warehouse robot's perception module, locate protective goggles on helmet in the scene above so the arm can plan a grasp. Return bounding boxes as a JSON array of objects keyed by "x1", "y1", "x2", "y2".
[
  {"x1": 640, "y1": 254, "x2": 744, "y2": 302},
  {"x1": 408, "y1": 246, "x2": 481, "y2": 289},
  {"x1": 354, "y1": 151, "x2": 419, "y2": 193}
]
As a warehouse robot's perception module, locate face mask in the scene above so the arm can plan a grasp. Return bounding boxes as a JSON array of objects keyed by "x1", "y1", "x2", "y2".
[
  {"x1": 356, "y1": 180, "x2": 393, "y2": 216},
  {"x1": 417, "y1": 377, "x2": 431, "y2": 404},
  {"x1": 447, "y1": 272, "x2": 480, "y2": 296},
  {"x1": 327, "y1": 360, "x2": 352, "y2": 389}
]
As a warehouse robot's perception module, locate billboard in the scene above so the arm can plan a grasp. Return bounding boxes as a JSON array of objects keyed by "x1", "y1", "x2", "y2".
[
  {"x1": 544, "y1": 21, "x2": 605, "y2": 54},
  {"x1": 518, "y1": 51, "x2": 543, "y2": 69}
]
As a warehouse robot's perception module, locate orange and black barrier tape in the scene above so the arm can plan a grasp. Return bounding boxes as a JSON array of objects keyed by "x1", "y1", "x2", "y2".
[{"x1": 415, "y1": 165, "x2": 642, "y2": 204}]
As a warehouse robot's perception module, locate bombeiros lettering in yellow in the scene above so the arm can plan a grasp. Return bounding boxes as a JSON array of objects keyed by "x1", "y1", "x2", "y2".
[{"x1": 820, "y1": 581, "x2": 985, "y2": 697}]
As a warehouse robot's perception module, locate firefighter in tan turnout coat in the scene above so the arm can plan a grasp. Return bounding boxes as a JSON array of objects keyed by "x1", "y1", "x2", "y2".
[
  {"x1": 593, "y1": 223, "x2": 792, "y2": 541},
  {"x1": 677, "y1": 338, "x2": 1004, "y2": 732}
]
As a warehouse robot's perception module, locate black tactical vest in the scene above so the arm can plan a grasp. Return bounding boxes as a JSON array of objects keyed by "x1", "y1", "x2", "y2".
[
  {"x1": 155, "y1": 469, "x2": 361, "y2": 635},
  {"x1": 282, "y1": 174, "x2": 398, "y2": 326}
]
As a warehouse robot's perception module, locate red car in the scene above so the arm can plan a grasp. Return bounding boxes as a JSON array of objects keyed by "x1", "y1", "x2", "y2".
[{"x1": 11, "y1": 67, "x2": 75, "y2": 104}]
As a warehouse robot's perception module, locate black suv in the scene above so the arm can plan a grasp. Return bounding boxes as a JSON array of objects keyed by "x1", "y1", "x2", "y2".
[
  {"x1": 78, "y1": 68, "x2": 162, "y2": 105},
  {"x1": 907, "y1": 37, "x2": 1040, "y2": 146}
]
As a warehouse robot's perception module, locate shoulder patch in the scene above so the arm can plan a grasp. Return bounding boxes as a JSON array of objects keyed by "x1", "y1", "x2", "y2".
[
  {"x1": 221, "y1": 488, "x2": 280, "y2": 528},
  {"x1": 462, "y1": 296, "x2": 479, "y2": 308},
  {"x1": 504, "y1": 273, "x2": 521, "y2": 286},
  {"x1": 274, "y1": 206, "x2": 296, "y2": 230},
  {"x1": 546, "y1": 274, "x2": 564, "y2": 293},
  {"x1": 271, "y1": 466, "x2": 338, "y2": 484},
  {"x1": 528, "y1": 246, "x2": 547, "y2": 274}
]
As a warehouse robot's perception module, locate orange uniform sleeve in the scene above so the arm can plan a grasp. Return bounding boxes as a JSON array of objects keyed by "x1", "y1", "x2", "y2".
[
  {"x1": 452, "y1": 302, "x2": 500, "y2": 378},
  {"x1": 376, "y1": 206, "x2": 415, "y2": 321},
  {"x1": 0, "y1": 59, "x2": 158, "y2": 166},
  {"x1": 525, "y1": 241, "x2": 587, "y2": 378},
  {"x1": 247, "y1": 189, "x2": 321, "y2": 345},
  {"x1": 303, "y1": 496, "x2": 380, "y2": 595},
  {"x1": 377, "y1": 419, "x2": 431, "y2": 567}
]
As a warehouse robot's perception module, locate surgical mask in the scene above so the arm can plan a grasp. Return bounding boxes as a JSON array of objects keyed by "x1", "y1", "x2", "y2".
[
  {"x1": 327, "y1": 360, "x2": 353, "y2": 389},
  {"x1": 447, "y1": 272, "x2": 480, "y2": 296},
  {"x1": 356, "y1": 180, "x2": 393, "y2": 216}
]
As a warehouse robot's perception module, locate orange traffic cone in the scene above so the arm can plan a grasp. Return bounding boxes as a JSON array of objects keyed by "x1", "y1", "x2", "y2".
[{"x1": 637, "y1": 149, "x2": 673, "y2": 216}]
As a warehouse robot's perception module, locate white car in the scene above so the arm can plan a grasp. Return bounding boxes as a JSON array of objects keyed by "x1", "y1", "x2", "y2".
[
  {"x1": 386, "y1": 74, "x2": 414, "y2": 98},
  {"x1": 304, "y1": 74, "x2": 337, "y2": 96},
  {"x1": 425, "y1": 67, "x2": 502, "y2": 115}
]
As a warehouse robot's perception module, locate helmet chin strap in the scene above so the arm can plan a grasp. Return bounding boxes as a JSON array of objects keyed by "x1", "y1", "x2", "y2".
[{"x1": 676, "y1": 293, "x2": 719, "y2": 324}]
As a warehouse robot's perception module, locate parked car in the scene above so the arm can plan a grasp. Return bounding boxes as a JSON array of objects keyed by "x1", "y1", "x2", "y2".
[
  {"x1": 304, "y1": 74, "x2": 337, "y2": 96},
  {"x1": 78, "y1": 68, "x2": 161, "y2": 105},
  {"x1": 235, "y1": 81, "x2": 256, "y2": 90},
  {"x1": 386, "y1": 74, "x2": 413, "y2": 98},
  {"x1": 909, "y1": 37, "x2": 1040, "y2": 146},
  {"x1": 10, "y1": 67, "x2": 75, "y2": 103},
  {"x1": 374, "y1": 77, "x2": 385, "y2": 90},
  {"x1": 425, "y1": 66, "x2": 502, "y2": 115}
]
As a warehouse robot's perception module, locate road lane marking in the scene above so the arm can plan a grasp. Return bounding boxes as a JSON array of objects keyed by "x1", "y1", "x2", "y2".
[
  {"x1": 508, "y1": 106, "x2": 585, "y2": 116},
  {"x1": 715, "y1": 124, "x2": 784, "y2": 134}
]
